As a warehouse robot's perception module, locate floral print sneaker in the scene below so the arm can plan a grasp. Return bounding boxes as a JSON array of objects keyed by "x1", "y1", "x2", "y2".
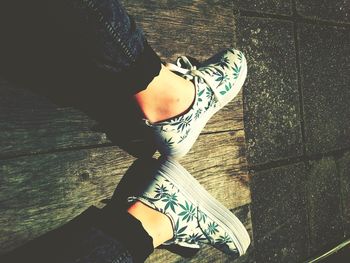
[
  {"x1": 145, "y1": 48, "x2": 247, "y2": 158},
  {"x1": 127, "y1": 157, "x2": 251, "y2": 257}
]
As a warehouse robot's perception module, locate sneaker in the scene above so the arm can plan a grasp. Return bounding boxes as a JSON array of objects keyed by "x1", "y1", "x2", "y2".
[
  {"x1": 127, "y1": 157, "x2": 251, "y2": 257},
  {"x1": 144, "y1": 48, "x2": 247, "y2": 158}
]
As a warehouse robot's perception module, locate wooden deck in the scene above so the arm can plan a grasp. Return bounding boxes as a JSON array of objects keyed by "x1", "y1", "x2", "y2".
[{"x1": 0, "y1": 1, "x2": 252, "y2": 262}]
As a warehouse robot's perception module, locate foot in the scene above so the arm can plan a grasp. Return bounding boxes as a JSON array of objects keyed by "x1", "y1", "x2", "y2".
[
  {"x1": 127, "y1": 157, "x2": 251, "y2": 257},
  {"x1": 145, "y1": 48, "x2": 247, "y2": 158}
]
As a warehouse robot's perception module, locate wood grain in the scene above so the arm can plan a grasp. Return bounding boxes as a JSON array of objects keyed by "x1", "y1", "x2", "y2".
[
  {"x1": 0, "y1": 79, "x2": 243, "y2": 158},
  {"x1": 0, "y1": 131, "x2": 250, "y2": 253},
  {"x1": 0, "y1": 146, "x2": 133, "y2": 252},
  {"x1": 122, "y1": 0, "x2": 235, "y2": 61},
  {"x1": 183, "y1": 130, "x2": 250, "y2": 208},
  {"x1": 0, "y1": 79, "x2": 109, "y2": 158}
]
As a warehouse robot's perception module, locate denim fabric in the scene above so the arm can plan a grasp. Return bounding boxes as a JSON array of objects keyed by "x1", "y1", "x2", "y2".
[
  {"x1": 0, "y1": 0, "x2": 162, "y2": 146},
  {"x1": 0, "y1": 0, "x2": 161, "y2": 98},
  {"x1": 0, "y1": 1, "x2": 159, "y2": 262},
  {"x1": 1, "y1": 206, "x2": 154, "y2": 263},
  {"x1": 52, "y1": 0, "x2": 149, "y2": 75}
]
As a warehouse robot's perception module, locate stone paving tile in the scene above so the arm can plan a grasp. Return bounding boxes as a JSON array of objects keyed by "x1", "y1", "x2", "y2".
[
  {"x1": 298, "y1": 24, "x2": 350, "y2": 155},
  {"x1": 308, "y1": 157, "x2": 344, "y2": 254},
  {"x1": 254, "y1": 216, "x2": 309, "y2": 263},
  {"x1": 296, "y1": 0, "x2": 350, "y2": 24},
  {"x1": 338, "y1": 151, "x2": 350, "y2": 237},
  {"x1": 232, "y1": 0, "x2": 292, "y2": 15},
  {"x1": 236, "y1": 17, "x2": 302, "y2": 165},
  {"x1": 250, "y1": 162, "x2": 307, "y2": 237}
]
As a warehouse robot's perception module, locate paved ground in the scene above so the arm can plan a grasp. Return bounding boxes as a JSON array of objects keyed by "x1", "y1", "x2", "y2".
[{"x1": 236, "y1": 0, "x2": 350, "y2": 262}]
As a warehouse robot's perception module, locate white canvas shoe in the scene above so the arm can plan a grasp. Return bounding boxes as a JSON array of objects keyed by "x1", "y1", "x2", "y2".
[
  {"x1": 127, "y1": 157, "x2": 251, "y2": 257},
  {"x1": 144, "y1": 48, "x2": 247, "y2": 158}
]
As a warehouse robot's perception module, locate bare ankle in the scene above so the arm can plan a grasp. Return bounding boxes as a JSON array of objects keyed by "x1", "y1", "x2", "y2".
[
  {"x1": 128, "y1": 201, "x2": 173, "y2": 248},
  {"x1": 134, "y1": 65, "x2": 195, "y2": 123}
]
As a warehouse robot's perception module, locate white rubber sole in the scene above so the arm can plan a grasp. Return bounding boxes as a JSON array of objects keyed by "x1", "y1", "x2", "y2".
[{"x1": 159, "y1": 157, "x2": 251, "y2": 255}]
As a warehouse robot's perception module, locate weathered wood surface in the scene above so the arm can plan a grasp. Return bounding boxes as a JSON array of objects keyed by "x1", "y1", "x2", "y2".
[
  {"x1": 0, "y1": 79, "x2": 109, "y2": 158},
  {"x1": 0, "y1": 130, "x2": 250, "y2": 252},
  {"x1": 0, "y1": 0, "x2": 252, "y2": 262},
  {"x1": 0, "y1": 146, "x2": 132, "y2": 253},
  {"x1": 181, "y1": 130, "x2": 250, "y2": 208},
  {"x1": 122, "y1": 0, "x2": 235, "y2": 61},
  {"x1": 0, "y1": 78, "x2": 242, "y2": 159}
]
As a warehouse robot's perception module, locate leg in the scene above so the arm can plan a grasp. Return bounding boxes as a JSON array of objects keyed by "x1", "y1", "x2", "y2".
[
  {"x1": 109, "y1": 158, "x2": 251, "y2": 257},
  {"x1": 0, "y1": 0, "x2": 246, "y2": 159},
  {"x1": 128, "y1": 199, "x2": 173, "y2": 248},
  {"x1": 0, "y1": 160, "x2": 250, "y2": 262},
  {"x1": 0, "y1": 0, "x2": 194, "y2": 122},
  {"x1": 1, "y1": 204, "x2": 171, "y2": 263},
  {"x1": 1, "y1": 207, "x2": 137, "y2": 263},
  {"x1": 134, "y1": 64, "x2": 195, "y2": 123}
]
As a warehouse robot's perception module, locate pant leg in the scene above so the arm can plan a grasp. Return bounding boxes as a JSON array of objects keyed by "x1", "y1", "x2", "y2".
[
  {"x1": 0, "y1": 0, "x2": 161, "y2": 141},
  {"x1": 46, "y1": 0, "x2": 162, "y2": 96},
  {"x1": 1, "y1": 206, "x2": 153, "y2": 263},
  {"x1": 0, "y1": 0, "x2": 161, "y2": 101}
]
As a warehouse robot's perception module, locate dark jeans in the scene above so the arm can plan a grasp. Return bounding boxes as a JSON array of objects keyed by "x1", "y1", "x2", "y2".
[
  {"x1": 1, "y1": 206, "x2": 154, "y2": 263},
  {"x1": 1, "y1": 158, "x2": 163, "y2": 263},
  {"x1": 0, "y1": 0, "x2": 161, "y2": 116},
  {"x1": 1, "y1": 207, "x2": 130, "y2": 263},
  {"x1": 0, "y1": 0, "x2": 161, "y2": 262}
]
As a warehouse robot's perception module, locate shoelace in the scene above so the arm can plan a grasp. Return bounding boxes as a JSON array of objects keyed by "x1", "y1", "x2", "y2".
[{"x1": 166, "y1": 56, "x2": 225, "y2": 106}]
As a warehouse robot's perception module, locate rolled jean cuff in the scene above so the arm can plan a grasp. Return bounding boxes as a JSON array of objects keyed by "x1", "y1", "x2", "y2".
[{"x1": 122, "y1": 40, "x2": 162, "y2": 95}]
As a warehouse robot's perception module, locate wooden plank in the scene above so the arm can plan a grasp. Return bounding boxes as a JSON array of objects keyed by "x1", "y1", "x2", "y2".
[
  {"x1": 0, "y1": 131, "x2": 249, "y2": 254},
  {"x1": 122, "y1": 0, "x2": 235, "y2": 62},
  {"x1": 0, "y1": 79, "x2": 109, "y2": 158},
  {"x1": 0, "y1": 146, "x2": 133, "y2": 253},
  {"x1": 0, "y1": 80, "x2": 243, "y2": 158},
  {"x1": 183, "y1": 130, "x2": 250, "y2": 209},
  {"x1": 205, "y1": 92, "x2": 243, "y2": 133}
]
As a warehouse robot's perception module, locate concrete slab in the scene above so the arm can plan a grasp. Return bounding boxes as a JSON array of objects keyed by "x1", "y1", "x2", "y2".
[
  {"x1": 236, "y1": 17, "x2": 302, "y2": 165},
  {"x1": 338, "y1": 151, "x2": 350, "y2": 237},
  {"x1": 296, "y1": 0, "x2": 350, "y2": 24},
  {"x1": 250, "y1": 162, "x2": 307, "y2": 238},
  {"x1": 298, "y1": 24, "x2": 350, "y2": 155},
  {"x1": 308, "y1": 157, "x2": 344, "y2": 254},
  {"x1": 233, "y1": 0, "x2": 292, "y2": 15},
  {"x1": 254, "y1": 216, "x2": 309, "y2": 263}
]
